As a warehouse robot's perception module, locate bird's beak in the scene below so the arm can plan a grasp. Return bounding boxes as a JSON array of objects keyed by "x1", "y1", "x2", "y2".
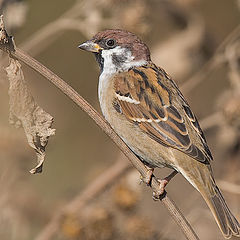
[{"x1": 78, "y1": 40, "x2": 102, "y2": 53}]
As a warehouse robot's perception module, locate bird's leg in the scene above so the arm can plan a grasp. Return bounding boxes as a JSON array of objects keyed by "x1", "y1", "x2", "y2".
[
  {"x1": 152, "y1": 170, "x2": 178, "y2": 200},
  {"x1": 140, "y1": 166, "x2": 154, "y2": 186}
]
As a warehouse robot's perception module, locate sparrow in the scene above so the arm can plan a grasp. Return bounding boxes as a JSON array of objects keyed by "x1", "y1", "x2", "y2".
[{"x1": 78, "y1": 29, "x2": 240, "y2": 238}]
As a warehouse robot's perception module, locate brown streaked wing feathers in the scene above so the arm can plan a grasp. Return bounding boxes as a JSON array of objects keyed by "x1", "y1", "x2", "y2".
[{"x1": 114, "y1": 64, "x2": 212, "y2": 164}]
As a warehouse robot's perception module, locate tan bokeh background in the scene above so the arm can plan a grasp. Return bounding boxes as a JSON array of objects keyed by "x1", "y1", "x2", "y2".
[{"x1": 0, "y1": 0, "x2": 240, "y2": 239}]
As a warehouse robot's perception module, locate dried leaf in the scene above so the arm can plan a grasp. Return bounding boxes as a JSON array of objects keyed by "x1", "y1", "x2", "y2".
[
  {"x1": 0, "y1": 15, "x2": 14, "y2": 53},
  {"x1": 6, "y1": 58, "x2": 55, "y2": 174}
]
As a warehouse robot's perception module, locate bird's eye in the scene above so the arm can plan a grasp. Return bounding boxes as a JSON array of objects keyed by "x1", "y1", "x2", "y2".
[{"x1": 106, "y1": 39, "x2": 116, "y2": 47}]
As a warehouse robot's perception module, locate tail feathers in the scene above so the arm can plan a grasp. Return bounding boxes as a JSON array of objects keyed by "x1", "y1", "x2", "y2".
[{"x1": 204, "y1": 185, "x2": 240, "y2": 239}]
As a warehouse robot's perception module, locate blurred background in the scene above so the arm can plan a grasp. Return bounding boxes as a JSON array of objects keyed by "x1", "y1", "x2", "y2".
[{"x1": 0, "y1": 0, "x2": 240, "y2": 239}]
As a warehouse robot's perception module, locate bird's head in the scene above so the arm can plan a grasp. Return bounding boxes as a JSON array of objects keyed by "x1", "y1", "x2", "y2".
[{"x1": 78, "y1": 29, "x2": 151, "y2": 73}]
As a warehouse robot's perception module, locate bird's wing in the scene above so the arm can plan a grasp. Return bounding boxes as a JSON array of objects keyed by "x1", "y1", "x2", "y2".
[{"x1": 113, "y1": 64, "x2": 213, "y2": 164}]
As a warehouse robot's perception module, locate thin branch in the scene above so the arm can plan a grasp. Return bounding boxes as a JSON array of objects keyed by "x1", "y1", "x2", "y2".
[{"x1": 0, "y1": 18, "x2": 199, "y2": 240}]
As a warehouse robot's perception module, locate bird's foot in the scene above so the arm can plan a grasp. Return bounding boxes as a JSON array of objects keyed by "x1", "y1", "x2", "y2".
[
  {"x1": 152, "y1": 179, "x2": 168, "y2": 200},
  {"x1": 140, "y1": 167, "x2": 154, "y2": 186},
  {"x1": 152, "y1": 170, "x2": 178, "y2": 200}
]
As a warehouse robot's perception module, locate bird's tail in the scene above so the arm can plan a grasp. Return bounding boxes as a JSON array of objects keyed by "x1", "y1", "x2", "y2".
[{"x1": 201, "y1": 185, "x2": 240, "y2": 239}]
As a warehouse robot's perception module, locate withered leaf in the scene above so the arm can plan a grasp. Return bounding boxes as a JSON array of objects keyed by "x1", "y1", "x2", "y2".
[{"x1": 6, "y1": 58, "x2": 55, "y2": 174}]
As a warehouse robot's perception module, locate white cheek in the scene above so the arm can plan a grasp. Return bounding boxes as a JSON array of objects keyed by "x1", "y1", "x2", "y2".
[
  {"x1": 101, "y1": 46, "x2": 147, "y2": 73},
  {"x1": 101, "y1": 49, "x2": 118, "y2": 75},
  {"x1": 98, "y1": 49, "x2": 120, "y2": 102},
  {"x1": 101, "y1": 47, "x2": 132, "y2": 73}
]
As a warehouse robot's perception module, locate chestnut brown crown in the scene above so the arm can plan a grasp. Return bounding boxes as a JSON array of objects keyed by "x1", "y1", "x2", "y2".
[{"x1": 92, "y1": 29, "x2": 151, "y2": 62}]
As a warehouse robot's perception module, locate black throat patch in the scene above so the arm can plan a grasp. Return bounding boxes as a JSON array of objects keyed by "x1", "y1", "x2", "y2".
[{"x1": 94, "y1": 52, "x2": 104, "y2": 73}]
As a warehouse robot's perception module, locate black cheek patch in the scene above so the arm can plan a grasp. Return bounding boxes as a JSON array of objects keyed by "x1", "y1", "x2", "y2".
[{"x1": 112, "y1": 53, "x2": 128, "y2": 68}]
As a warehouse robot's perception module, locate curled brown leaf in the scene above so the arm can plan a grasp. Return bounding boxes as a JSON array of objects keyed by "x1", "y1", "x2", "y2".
[{"x1": 5, "y1": 58, "x2": 55, "y2": 174}]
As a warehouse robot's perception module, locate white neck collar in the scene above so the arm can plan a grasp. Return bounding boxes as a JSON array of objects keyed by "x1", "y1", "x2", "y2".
[{"x1": 100, "y1": 46, "x2": 147, "y2": 75}]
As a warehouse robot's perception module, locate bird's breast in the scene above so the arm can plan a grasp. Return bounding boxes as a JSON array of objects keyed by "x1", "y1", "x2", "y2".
[
  {"x1": 98, "y1": 72, "x2": 174, "y2": 169},
  {"x1": 98, "y1": 71, "x2": 116, "y2": 120}
]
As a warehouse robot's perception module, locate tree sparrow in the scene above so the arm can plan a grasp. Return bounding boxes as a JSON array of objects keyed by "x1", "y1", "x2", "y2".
[{"x1": 78, "y1": 29, "x2": 240, "y2": 238}]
